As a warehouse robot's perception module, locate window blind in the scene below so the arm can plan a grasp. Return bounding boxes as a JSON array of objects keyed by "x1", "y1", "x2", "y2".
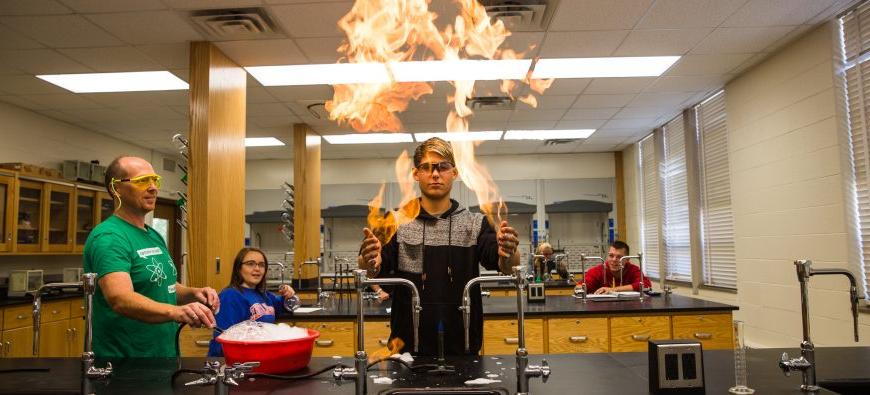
[
  {"x1": 696, "y1": 91, "x2": 737, "y2": 289},
  {"x1": 662, "y1": 115, "x2": 692, "y2": 282},
  {"x1": 841, "y1": 2, "x2": 870, "y2": 300},
  {"x1": 639, "y1": 135, "x2": 660, "y2": 279}
]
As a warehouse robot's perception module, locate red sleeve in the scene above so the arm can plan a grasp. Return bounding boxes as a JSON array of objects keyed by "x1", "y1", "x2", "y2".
[
  {"x1": 625, "y1": 264, "x2": 652, "y2": 291},
  {"x1": 583, "y1": 264, "x2": 605, "y2": 293}
]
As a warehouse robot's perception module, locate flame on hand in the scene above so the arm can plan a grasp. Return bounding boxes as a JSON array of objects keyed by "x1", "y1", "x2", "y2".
[
  {"x1": 367, "y1": 151, "x2": 421, "y2": 245},
  {"x1": 368, "y1": 337, "x2": 405, "y2": 363}
]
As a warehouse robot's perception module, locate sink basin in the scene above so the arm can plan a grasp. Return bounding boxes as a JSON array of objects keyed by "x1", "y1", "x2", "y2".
[
  {"x1": 379, "y1": 388, "x2": 509, "y2": 395},
  {"x1": 819, "y1": 378, "x2": 870, "y2": 395}
]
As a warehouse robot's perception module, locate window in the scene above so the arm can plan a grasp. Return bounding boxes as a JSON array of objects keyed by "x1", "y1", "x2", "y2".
[
  {"x1": 697, "y1": 91, "x2": 737, "y2": 289},
  {"x1": 639, "y1": 135, "x2": 661, "y2": 279},
  {"x1": 840, "y1": 2, "x2": 870, "y2": 300},
  {"x1": 662, "y1": 115, "x2": 692, "y2": 282}
]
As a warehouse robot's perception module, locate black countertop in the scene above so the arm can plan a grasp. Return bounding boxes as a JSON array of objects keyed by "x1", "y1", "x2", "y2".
[
  {"x1": 2, "y1": 347, "x2": 867, "y2": 394},
  {"x1": 0, "y1": 291, "x2": 83, "y2": 307},
  {"x1": 283, "y1": 294, "x2": 736, "y2": 320}
]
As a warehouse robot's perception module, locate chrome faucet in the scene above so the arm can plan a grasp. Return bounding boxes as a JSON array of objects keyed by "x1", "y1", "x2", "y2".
[
  {"x1": 618, "y1": 253, "x2": 645, "y2": 301},
  {"x1": 779, "y1": 260, "x2": 861, "y2": 392},
  {"x1": 460, "y1": 266, "x2": 551, "y2": 395},
  {"x1": 334, "y1": 269, "x2": 422, "y2": 395},
  {"x1": 184, "y1": 361, "x2": 260, "y2": 395},
  {"x1": 268, "y1": 261, "x2": 286, "y2": 289},
  {"x1": 578, "y1": 255, "x2": 604, "y2": 301},
  {"x1": 32, "y1": 274, "x2": 112, "y2": 394}
]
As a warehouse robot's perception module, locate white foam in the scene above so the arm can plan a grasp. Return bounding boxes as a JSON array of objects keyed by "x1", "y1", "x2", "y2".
[
  {"x1": 373, "y1": 377, "x2": 395, "y2": 384},
  {"x1": 465, "y1": 378, "x2": 501, "y2": 385},
  {"x1": 218, "y1": 321, "x2": 309, "y2": 341}
]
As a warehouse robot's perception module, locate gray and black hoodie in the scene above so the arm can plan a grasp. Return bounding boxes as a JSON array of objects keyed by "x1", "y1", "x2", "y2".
[{"x1": 378, "y1": 198, "x2": 502, "y2": 356}]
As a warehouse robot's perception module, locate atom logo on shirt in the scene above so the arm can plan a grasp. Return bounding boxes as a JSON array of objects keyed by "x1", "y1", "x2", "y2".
[
  {"x1": 146, "y1": 258, "x2": 168, "y2": 286},
  {"x1": 248, "y1": 303, "x2": 275, "y2": 321}
]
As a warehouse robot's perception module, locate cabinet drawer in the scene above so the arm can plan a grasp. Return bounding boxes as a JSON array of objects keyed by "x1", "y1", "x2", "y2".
[
  {"x1": 3, "y1": 304, "x2": 33, "y2": 330},
  {"x1": 292, "y1": 321, "x2": 354, "y2": 357},
  {"x1": 610, "y1": 315, "x2": 671, "y2": 352},
  {"x1": 364, "y1": 320, "x2": 392, "y2": 353},
  {"x1": 672, "y1": 314, "x2": 733, "y2": 350},
  {"x1": 178, "y1": 326, "x2": 213, "y2": 357},
  {"x1": 547, "y1": 317, "x2": 608, "y2": 353},
  {"x1": 71, "y1": 300, "x2": 85, "y2": 319},
  {"x1": 41, "y1": 301, "x2": 71, "y2": 323},
  {"x1": 547, "y1": 289, "x2": 575, "y2": 296},
  {"x1": 482, "y1": 318, "x2": 544, "y2": 355}
]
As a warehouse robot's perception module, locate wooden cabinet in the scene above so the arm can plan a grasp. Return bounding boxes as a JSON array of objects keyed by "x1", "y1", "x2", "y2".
[
  {"x1": 290, "y1": 320, "x2": 354, "y2": 357},
  {"x1": 0, "y1": 174, "x2": 13, "y2": 252},
  {"x1": 364, "y1": 320, "x2": 392, "y2": 352},
  {"x1": 178, "y1": 326, "x2": 213, "y2": 357},
  {"x1": 38, "y1": 320, "x2": 68, "y2": 357},
  {"x1": 547, "y1": 317, "x2": 609, "y2": 354},
  {"x1": 40, "y1": 300, "x2": 71, "y2": 324},
  {"x1": 45, "y1": 183, "x2": 74, "y2": 252},
  {"x1": 74, "y1": 189, "x2": 97, "y2": 252},
  {"x1": 672, "y1": 313, "x2": 733, "y2": 350},
  {"x1": 3, "y1": 304, "x2": 32, "y2": 330},
  {"x1": 69, "y1": 317, "x2": 84, "y2": 356},
  {"x1": 15, "y1": 180, "x2": 43, "y2": 253},
  {"x1": 482, "y1": 318, "x2": 544, "y2": 355},
  {"x1": 610, "y1": 315, "x2": 672, "y2": 352},
  {"x1": 97, "y1": 192, "x2": 114, "y2": 223},
  {"x1": 1, "y1": 326, "x2": 33, "y2": 358}
]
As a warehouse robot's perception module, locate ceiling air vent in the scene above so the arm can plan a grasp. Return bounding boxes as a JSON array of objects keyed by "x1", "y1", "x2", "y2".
[
  {"x1": 189, "y1": 8, "x2": 284, "y2": 40},
  {"x1": 544, "y1": 139, "x2": 578, "y2": 145},
  {"x1": 481, "y1": 0, "x2": 555, "y2": 31},
  {"x1": 467, "y1": 96, "x2": 515, "y2": 111}
]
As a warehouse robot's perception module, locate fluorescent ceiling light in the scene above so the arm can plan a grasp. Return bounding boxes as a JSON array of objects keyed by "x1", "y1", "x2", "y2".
[
  {"x1": 323, "y1": 133, "x2": 413, "y2": 144},
  {"x1": 414, "y1": 131, "x2": 503, "y2": 142},
  {"x1": 531, "y1": 56, "x2": 680, "y2": 79},
  {"x1": 36, "y1": 71, "x2": 188, "y2": 93},
  {"x1": 246, "y1": 63, "x2": 390, "y2": 86},
  {"x1": 245, "y1": 137, "x2": 285, "y2": 147},
  {"x1": 503, "y1": 129, "x2": 595, "y2": 140},
  {"x1": 391, "y1": 60, "x2": 531, "y2": 82}
]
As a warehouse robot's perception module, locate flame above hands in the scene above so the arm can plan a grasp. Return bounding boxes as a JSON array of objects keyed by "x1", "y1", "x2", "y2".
[{"x1": 368, "y1": 151, "x2": 421, "y2": 245}]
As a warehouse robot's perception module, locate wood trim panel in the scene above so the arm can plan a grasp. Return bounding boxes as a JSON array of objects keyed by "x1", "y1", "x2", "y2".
[{"x1": 293, "y1": 124, "x2": 322, "y2": 280}]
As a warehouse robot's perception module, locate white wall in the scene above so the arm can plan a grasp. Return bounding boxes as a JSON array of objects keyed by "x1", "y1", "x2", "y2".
[{"x1": 0, "y1": 100, "x2": 185, "y2": 278}]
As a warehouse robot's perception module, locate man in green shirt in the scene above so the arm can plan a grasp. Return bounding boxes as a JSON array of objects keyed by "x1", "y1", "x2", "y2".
[{"x1": 84, "y1": 156, "x2": 219, "y2": 358}]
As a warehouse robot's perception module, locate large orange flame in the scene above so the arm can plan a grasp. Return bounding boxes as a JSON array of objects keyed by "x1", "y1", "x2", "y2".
[
  {"x1": 368, "y1": 337, "x2": 405, "y2": 363},
  {"x1": 367, "y1": 151, "x2": 421, "y2": 245}
]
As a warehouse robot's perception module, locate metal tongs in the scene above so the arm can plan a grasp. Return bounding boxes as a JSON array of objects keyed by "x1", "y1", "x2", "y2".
[{"x1": 185, "y1": 361, "x2": 260, "y2": 394}]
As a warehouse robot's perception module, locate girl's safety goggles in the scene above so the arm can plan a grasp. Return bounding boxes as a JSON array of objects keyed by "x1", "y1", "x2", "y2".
[{"x1": 112, "y1": 174, "x2": 162, "y2": 190}]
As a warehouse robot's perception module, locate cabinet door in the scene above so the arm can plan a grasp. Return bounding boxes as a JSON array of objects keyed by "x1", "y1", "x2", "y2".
[
  {"x1": 97, "y1": 192, "x2": 114, "y2": 224},
  {"x1": 69, "y1": 318, "x2": 84, "y2": 356},
  {"x1": 2, "y1": 326, "x2": 34, "y2": 358},
  {"x1": 363, "y1": 320, "x2": 392, "y2": 353},
  {"x1": 547, "y1": 317, "x2": 609, "y2": 354},
  {"x1": 38, "y1": 320, "x2": 68, "y2": 357},
  {"x1": 482, "y1": 318, "x2": 544, "y2": 355},
  {"x1": 610, "y1": 315, "x2": 671, "y2": 352},
  {"x1": 74, "y1": 189, "x2": 97, "y2": 252},
  {"x1": 15, "y1": 180, "x2": 43, "y2": 252},
  {"x1": 178, "y1": 326, "x2": 212, "y2": 357},
  {"x1": 45, "y1": 183, "x2": 74, "y2": 252},
  {"x1": 672, "y1": 314, "x2": 733, "y2": 350},
  {"x1": 288, "y1": 320, "x2": 354, "y2": 357},
  {"x1": 0, "y1": 175, "x2": 13, "y2": 252}
]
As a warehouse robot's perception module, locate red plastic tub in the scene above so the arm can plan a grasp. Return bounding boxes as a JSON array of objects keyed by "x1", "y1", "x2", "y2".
[{"x1": 217, "y1": 328, "x2": 320, "y2": 374}]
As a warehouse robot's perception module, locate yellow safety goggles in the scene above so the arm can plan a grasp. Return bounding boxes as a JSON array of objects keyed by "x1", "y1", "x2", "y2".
[{"x1": 112, "y1": 174, "x2": 162, "y2": 190}]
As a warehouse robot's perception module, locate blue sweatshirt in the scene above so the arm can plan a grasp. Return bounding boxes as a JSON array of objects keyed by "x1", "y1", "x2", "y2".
[{"x1": 208, "y1": 287, "x2": 285, "y2": 357}]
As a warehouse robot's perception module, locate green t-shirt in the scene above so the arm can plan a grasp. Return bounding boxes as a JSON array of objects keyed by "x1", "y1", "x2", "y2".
[{"x1": 83, "y1": 215, "x2": 178, "y2": 358}]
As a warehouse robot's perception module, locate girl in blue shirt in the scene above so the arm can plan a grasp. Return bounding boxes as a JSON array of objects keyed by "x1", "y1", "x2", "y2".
[{"x1": 208, "y1": 247, "x2": 296, "y2": 357}]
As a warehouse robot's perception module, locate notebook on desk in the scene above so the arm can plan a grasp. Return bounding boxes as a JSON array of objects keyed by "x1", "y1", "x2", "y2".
[{"x1": 587, "y1": 291, "x2": 640, "y2": 301}]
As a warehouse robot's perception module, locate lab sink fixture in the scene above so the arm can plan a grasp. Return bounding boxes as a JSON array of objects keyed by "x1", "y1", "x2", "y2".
[{"x1": 819, "y1": 378, "x2": 870, "y2": 395}]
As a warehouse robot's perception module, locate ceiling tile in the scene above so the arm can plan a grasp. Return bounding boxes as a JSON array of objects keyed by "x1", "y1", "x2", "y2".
[
  {"x1": 0, "y1": 75, "x2": 70, "y2": 94},
  {"x1": 81, "y1": 91, "x2": 189, "y2": 107},
  {"x1": 0, "y1": 1, "x2": 70, "y2": 15},
  {"x1": 612, "y1": 28, "x2": 712, "y2": 56},
  {"x1": 0, "y1": 24, "x2": 43, "y2": 49},
  {"x1": 59, "y1": 0, "x2": 167, "y2": 12},
  {"x1": 536, "y1": 79, "x2": 590, "y2": 96},
  {"x1": 521, "y1": 95, "x2": 577, "y2": 110},
  {"x1": 502, "y1": 32, "x2": 546, "y2": 56},
  {"x1": 664, "y1": 53, "x2": 752, "y2": 76},
  {"x1": 538, "y1": 31, "x2": 629, "y2": 58},
  {"x1": 0, "y1": 95, "x2": 50, "y2": 110},
  {"x1": 630, "y1": 91, "x2": 696, "y2": 108},
  {"x1": 86, "y1": 11, "x2": 203, "y2": 45},
  {"x1": 164, "y1": 0, "x2": 263, "y2": 9},
  {"x1": 509, "y1": 109, "x2": 566, "y2": 121},
  {"x1": 584, "y1": 77, "x2": 656, "y2": 94},
  {"x1": 267, "y1": 85, "x2": 334, "y2": 102},
  {"x1": 613, "y1": 107, "x2": 668, "y2": 119},
  {"x1": 247, "y1": 87, "x2": 279, "y2": 104},
  {"x1": 645, "y1": 75, "x2": 725, "y2": 93},
  {"x1": 594, "y1": 128, "x2": 649, "y2": 137},
  {"x1": 247, "y1": 102, "x2": 294, "y2": 117},
  {"x1": 36, "y1": 109, "x2": 87, "y2": 124},
  {"x1": 0, "y1": 49, "x2": 91, "y2": 74},
  {"x1": 554, "y1": 119, "x2": 607, "y2": 129},
  {"x1": 20, "y1": 93, "x2": 104, "y2": 110},
  {"x1": 295, "y1": 37, "x2": 343, "y2": 63},
  {"x1": 0, "y1": 15, "x2": 123, "y2": 48},
  {"x1": 572, "y1": 94, "x2": 637, "y2": 108},
  {"x1": 602, "y1": 118, "x2": 659, "y2": 129},
  {"x1": 249, "y1": 114, "x2": 301, "y2": 128},
  {"x1": 562, "y1": 108, "x2": 619, "y2": 120},
  {"x1": 636, "y1": 0, "x2": 746, "y2": 29},
  {"x1": 576, "y1": 143, "x2": 619, "y2": 152},
  {"x1": 136, "y1": 43, "x2": 189, "y2": 69},
  {"x1": 215, "y1": 39, "x2": 307, "y2": 66},
  {"x1": 399, "y1": 110, "x2": 449, "y2": 123},
  {"x1": 691, "y1": 27, "x2": 796, "y2": 54},
  {"x1": 59, "y1": 46, "x2": 162, "y2": 72},
  {"x1": 507, "y1": 120, "x2": 557, "y2": 130},
  {"x1": 269, "y1": 2, "x2": 353, "y2": 38},
  {"x1": 722, "y1": 0, "x2": 836, "y2": 27},
  {"x1": 548, "y1": 0, "x2": 653, "y2": 31}
]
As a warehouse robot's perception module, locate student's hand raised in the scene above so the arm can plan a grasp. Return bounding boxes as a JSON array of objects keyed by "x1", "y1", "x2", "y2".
[
  {"x1": 358, "y1": 228, "x2": 382, "y2": 272},
  {"x1": 497, "y1": 220, "x2": 519, "y2": 258},
  {"x1": 277, "y1": 284, "x2": 296, "y2": 298}
]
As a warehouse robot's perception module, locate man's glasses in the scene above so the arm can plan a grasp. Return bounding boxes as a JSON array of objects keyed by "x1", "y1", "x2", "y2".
[
  {"x1": 112, "y1": 174, "x2": 162, "y2": 190},
  {"x1": 242, "y1": 260, "x2": 267, "y2": 269},
  {"x1": 416, "y1": 161, "x2": 454, "y2": 174}
]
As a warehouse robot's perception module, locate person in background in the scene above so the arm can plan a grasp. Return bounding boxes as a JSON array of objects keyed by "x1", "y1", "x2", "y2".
[
  {"x1": 208, "y1": 247, "x2": 297, "y2": 357},
  {"x1": 583, "y1": 240, "x2": 651, "y2": 294},
  {"x1": 84, "y1": 156, "x2": 219, "y2": 358},
  {"x1": 531, "y1": 242, "x2": 555, "y2": 281},
  {"x1": 357, "y1": 137, "x2": 521, "y2": 356}
]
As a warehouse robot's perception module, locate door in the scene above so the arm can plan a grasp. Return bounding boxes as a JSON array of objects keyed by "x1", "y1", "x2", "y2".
[
  {"x1": 153, "y1": 198, "x2": 181, "y2": 274},
  {"x1": 0, "y1": 175, "x2": 13, "y2": 252},
  {"x1": 38, "y1": 320, "x2": 68, "y2": 357},
  {"x1": 74, "y1": 189, "x2": 97, "y2": 252},
  {"x1": 45, "y1": 183, "x2": 74, "y2": 252},
  {"x1": 97, "y1": 191, "x2": 114, "y2": 223},
  {"x1": 15, "y1": 180, "x2": 43, "y2": 252},
  {"x1": 69, "y1": 318, "x2": 84, "y2": 357},
  {"x1": 2, "y1": 327, "x2": 34, "y2": 358}
]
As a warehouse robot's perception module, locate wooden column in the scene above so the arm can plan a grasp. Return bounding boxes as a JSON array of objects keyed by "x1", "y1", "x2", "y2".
[
  {"x1": 293, "y1": 124, "x2": 321, "y2": 281},
  {"x1": 187, "y1": 42, "x2": 246, "y2": 289},
  {"x1": 614, "y1": 151, "x2": 626, "y2": 241}
]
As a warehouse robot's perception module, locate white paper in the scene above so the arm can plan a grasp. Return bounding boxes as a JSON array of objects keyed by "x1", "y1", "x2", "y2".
[
  {"x1": 465, "y1": 378, "x2": 502, "y2": 385},
  {"x1": 293, "y1": 307, "x2": 323, "y2": 313}
]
